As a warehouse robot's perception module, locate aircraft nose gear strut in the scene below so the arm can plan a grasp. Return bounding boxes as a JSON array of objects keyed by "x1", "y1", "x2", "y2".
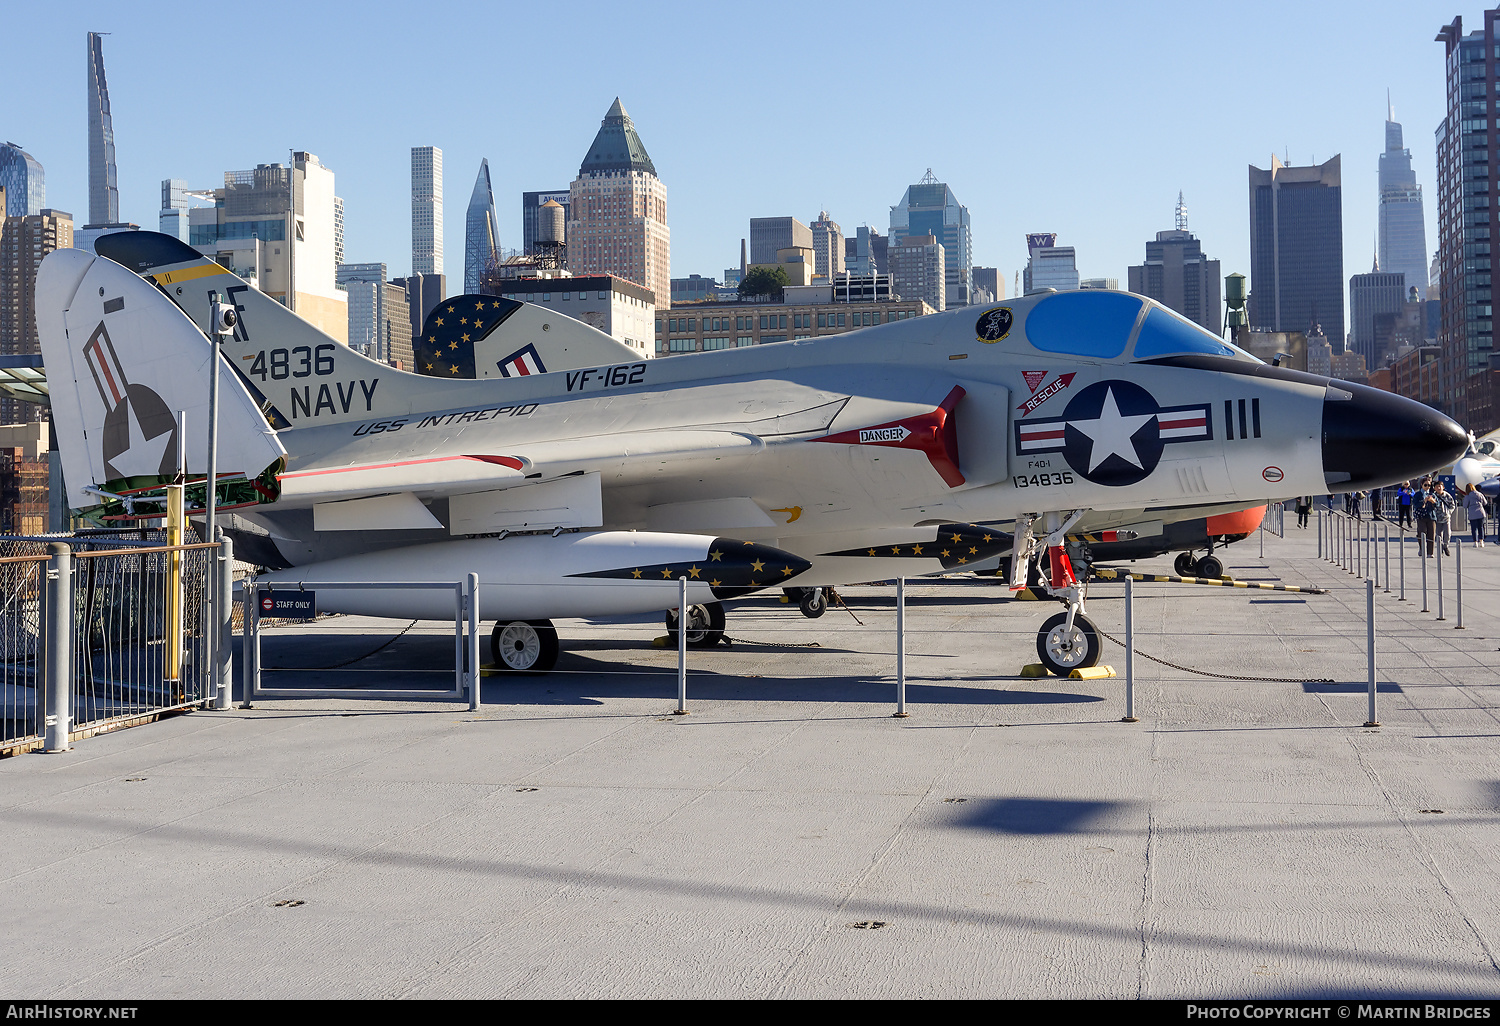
[{"x1": 1016, "y1": 510, "x2": 1103, "y2": 676}]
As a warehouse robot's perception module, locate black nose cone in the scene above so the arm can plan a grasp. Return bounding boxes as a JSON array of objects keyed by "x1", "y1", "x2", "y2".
[{"x1": 1322, "y1": 382, "x2": 1468, "y2": 489}]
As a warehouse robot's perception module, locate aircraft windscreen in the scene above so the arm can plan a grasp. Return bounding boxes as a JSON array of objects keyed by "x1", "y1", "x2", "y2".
[
  {"x1": 1132, "y1": 306, "x2": 1254, "y2": 361},
  {"x1": 1023, "y1": 291, "x2": 1142, "y2": 359}
]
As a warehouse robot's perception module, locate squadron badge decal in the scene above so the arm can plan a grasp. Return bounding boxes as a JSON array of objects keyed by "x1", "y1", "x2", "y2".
[{"x1": 975, "y1": 307, "x2": 1013, "y2": 343}]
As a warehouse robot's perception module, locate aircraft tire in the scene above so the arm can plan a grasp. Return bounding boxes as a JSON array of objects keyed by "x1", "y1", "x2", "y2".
[
  {"x1": 665, "y1": 602, "x2": 726, "y2": 648},
  {"x1": 1036, "y1": 612, "x2": 1101, "y2": 676},
  {"x1": 799, "y1": 588, "x2": 828, "y2": 619},
  {"x1": 491, "y1": 620, "x2": 560, "y2": 673},
  {"x1": 1173, "y1": 552, "x2": 1197, "y2": 577},
  {"x1": 1195, "y1": 555, "x2": 1224, "y2": 579}
]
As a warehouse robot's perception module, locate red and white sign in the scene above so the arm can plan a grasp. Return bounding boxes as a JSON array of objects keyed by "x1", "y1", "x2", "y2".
[
  {"x1": 1016, "y1": 373, "x2": 1076, "y2": 416},
  {"x1": 1022, "y1": 370, "x2": 1047, "y2": 393},
  {"x1": 261, "y1": 595, "x2": 275, "y2": 612}
]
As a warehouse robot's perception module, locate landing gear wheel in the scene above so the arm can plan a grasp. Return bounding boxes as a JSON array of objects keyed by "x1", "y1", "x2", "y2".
[
  {"x1": 1174, "y1": 552, "x2": 1197, "y2": 577},
  {"x1": 490, "y1": 620, "x2": 559, "y2": 673},
  {"x1": 1036, "y1": 611, "x2": 1101, "y2": 676},
  {"x1": 799, "y1": 588, "x2": 828, "y2": 619},
  {"x1": 665, "y1": 602, "x2": 726, "y2": 648},
  {"x1": 1195, "y1": 555, "x2": 1224, "y2": 579}
]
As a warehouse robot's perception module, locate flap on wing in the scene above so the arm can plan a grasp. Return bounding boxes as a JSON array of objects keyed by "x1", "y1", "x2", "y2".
[
  {"x1": 645, "y1": 497, "x2": 777, "y2": 533},
  {"x1": 278, "y1": 454, "x2": 526, "y2": 507},
  {"x1": 275, "y1": 430, "x2": 762, "y2": 509},
  {"x1": 449, "y1": 472, "x2": 603, "y2": 535},
  {"x1": 313, "y1": 492, "x2": 443, "y2": 532}
]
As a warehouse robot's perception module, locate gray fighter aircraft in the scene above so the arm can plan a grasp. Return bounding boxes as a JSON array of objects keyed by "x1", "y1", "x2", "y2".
[{"x1": 36, "y1": 234, "x2": 1467, "y2": 675}]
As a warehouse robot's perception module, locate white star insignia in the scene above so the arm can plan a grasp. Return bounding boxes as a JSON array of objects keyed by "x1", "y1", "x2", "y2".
[
  {"x1": 1069, "y1": 386, "x2": 1155, "y2": 472},
  {"x1": 108, "y1": 399, "x2": 173, "y2": 478}
]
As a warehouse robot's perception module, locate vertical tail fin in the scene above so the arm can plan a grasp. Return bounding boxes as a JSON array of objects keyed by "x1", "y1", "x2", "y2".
[{"x1": 36, "y1": 248, "x2": 286, "y2": 517}]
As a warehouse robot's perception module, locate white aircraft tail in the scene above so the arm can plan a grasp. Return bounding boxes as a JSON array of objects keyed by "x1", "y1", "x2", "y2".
[
  {"x1": 92, "y1": 233, "x2": 645, "y2": 429},
  {"x1": 35, "y1": 248, "x2": 287, "y2": 518}
]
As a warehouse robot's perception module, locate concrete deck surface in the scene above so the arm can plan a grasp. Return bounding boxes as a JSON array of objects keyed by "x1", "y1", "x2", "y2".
[{"x1": 4, "y1": 518, "x2": 1500, "y2": 999}]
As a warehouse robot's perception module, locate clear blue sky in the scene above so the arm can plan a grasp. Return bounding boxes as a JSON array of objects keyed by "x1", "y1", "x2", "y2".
[{"x1": 5, "y1": 0, "x2": 1467, "y2": 319}]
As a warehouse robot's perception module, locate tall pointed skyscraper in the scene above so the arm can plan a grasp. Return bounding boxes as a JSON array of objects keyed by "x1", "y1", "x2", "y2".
[
  {"x1": 87, "y1": 32, "x2": 119, "y2": 226},
  {"x1": 567, "y1": 99, "x2": 670, "y2": 307},
  {"x1": 1379, "y1": 96, "x2": 1428, "y2": 300},
  {"x1": 465, "y1": 159, "x2": 500, "y2": 293}
]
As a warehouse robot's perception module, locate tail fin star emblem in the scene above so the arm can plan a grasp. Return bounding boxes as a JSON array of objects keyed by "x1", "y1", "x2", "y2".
[{"x1": 85, "y1": 321, "x2": 177, "y2": 480}]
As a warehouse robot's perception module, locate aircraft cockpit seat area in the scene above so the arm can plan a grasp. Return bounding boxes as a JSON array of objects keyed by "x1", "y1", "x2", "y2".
[
  {"x1": 1021, "y1": 290, "x2": 1141, "y2": 360},
  {"x1": 1011, "y1": 289, "x2": 1259, "y2": 365}
]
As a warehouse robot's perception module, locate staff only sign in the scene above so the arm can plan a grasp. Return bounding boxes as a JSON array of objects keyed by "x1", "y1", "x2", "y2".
[{"x1": 258, "y1": 590, "x2": 316, "y2": 619}]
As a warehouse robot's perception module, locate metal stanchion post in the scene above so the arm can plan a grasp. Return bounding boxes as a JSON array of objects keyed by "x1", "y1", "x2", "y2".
[
  {"x1": 1122, "y1": 576, "x2": 1137, "y2": 723},
  {"x1": 894, "y1": 577, "x2": 908, "y2": 718},
  {"x1": 1383, "y1": 520, "x2": 1391, "y2": 594},
  {"x1": 241, "y1": 578, "x2": 258, "y2": 709},
  {"x1": 1365, "y1": 579, "x2": 1379, "y2": 727},
  {"x1": 1455, "y1": 541, "x2": 1464, "y2": 630},
  {"x1": 1436, "y1": 536, "x2": 1446, "y2": 621},
  {"x1": 43, "y1": 542, "x2": 71, "y2": 753},
  {"x1": 1420, "y1": 532, "x2": 1429, "y2": 612},
  {"x1": 468, "y1": 573, "x2": 481, "y2": 709},
  {"x1": 1399, "y1": 525, "x2": 1406, "y2": 601},
  {"x1": 214, "y1": 535, "x2": 234, "y2": 710},
  {"x1": 1317, "y1": 507, "x2": 1323, "y2": 559},
  {"x1": 676, "y1": 576, "x2": 689, "y2": 715}
]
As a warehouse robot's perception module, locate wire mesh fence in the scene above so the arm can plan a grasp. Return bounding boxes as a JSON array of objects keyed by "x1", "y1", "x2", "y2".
[{"x1": 1, "y1": 532, "x2": 218, "y2": 755}]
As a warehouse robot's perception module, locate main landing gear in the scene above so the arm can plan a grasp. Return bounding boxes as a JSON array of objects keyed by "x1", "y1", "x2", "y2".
[
  {"x1": 1012, "y1": 510, "x2": 1104, "y2": 677},
  {"x1": 665, "y1": 601, "x2": 727, "y2": 647},
  {"x1": 783, "y1": 586, "x2": 835, "y2": 619},
  {"x1": 491, "y1": 619, "x2": 560, "y2": 673},
  {"x1": 1173, "y1": 550, "x2": 1224, "y2": 579}
]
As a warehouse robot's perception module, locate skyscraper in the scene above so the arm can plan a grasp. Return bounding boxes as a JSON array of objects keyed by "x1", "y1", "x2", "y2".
[
  {"x1": 1023, "y1": 233, "x2": 1079, "y2": 293},
  {"x1": 889, "y1": 234, "x2": 945, "y2": 311},
  {"x1": 411, "y1": 146, "x2": 443, "y2": 276},
  {"x1": 1, "y1": 207, "x2": 73, "y2": 423},
  {"x1": 1349, "y1": 256, "x2": 1407, "y2": 368},
  {"x1": 567, "y1": 98, "x2": 670, "y2": 307},
  {"x1": 186, "y1": 152, "x2": 348, "y2": 343},
  {"x1": 750, "y1": 217, "x2": 812, "y2": 265},
  {"x1": 890, "y1": 170, "x2": 972, "y2": 307},
  {"x1": 465, "y1": 159, "x2": 500, "y2": 293},
  {"x1": 1126, "y1": 198, "x2": 1222, "y2": 334},
  {"x1": 810, "y1": 211, "x2": 844, "y2": 280},
  {"x1": 1379, "y1": 99, "x2": 1428, "y2": 301},
  {"x1": 1248, "y1": 155, "x2": 1344, "y2": 345},
  {"x1": 0, "y1": 143, "x2": 44, "y2": 217},
  {"x1": 87, "y1": 32, "x2": 119, "y2": 227},
  {"x1": 337, "y1": 262, "x2": 412, "y2": 366},
  {"x1": 1437, "y1": 12, "x2": 1500, "y2": 425}
]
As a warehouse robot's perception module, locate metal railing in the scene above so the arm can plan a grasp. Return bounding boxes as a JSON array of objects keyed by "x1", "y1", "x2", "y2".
[
  {"x1": 1, "y1": 535, "x2": 226, "y2": 755},
  {"x1": 241, "y1": 576, "x2": 481, "y2": 709}
]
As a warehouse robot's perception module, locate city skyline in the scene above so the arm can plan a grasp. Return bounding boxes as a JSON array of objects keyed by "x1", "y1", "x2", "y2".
[{"x1": 2, "y1": 2, "x2": 1457, "y2": 315}]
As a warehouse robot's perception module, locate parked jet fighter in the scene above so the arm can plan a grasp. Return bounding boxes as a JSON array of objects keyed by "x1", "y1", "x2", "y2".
[{"x1": 38, "y1": 235, "x2": 1468, "y2": 675}]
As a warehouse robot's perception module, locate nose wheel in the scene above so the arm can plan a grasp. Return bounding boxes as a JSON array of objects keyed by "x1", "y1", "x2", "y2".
[{"x1": 1036, "y1": 611, "x2": 1101, "y2": 676}]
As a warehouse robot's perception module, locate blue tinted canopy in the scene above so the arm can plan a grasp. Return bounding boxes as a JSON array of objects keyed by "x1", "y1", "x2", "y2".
[
  {"x1": 1132, "y1": 306, "x2": 1240, "y2": 359},
  {"x1": 1024, "y1": 292, "x2": 1144, "y2": 359}
]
